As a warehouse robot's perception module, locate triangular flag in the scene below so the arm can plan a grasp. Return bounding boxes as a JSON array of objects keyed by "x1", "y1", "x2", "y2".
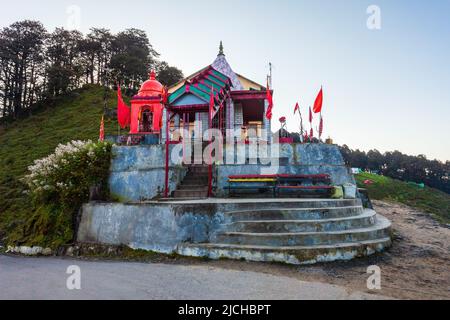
[
  {"x1": 294, "y1": 102, "x2": 300, "y2": 114},
  {"x1": 313, "y1": 87, "x2": 323, "y2": 114},
  {"x1": 117, "y1": 85, "x2": 131, "y2": 129}
]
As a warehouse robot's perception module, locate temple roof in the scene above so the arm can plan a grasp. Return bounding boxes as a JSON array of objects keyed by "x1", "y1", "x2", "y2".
[
  {"x1": 168, "y1": 66, "x2": 232, "y2": 107},
  {"x1": 211, "y1": 45, "x2": 243, "y2": 90},
  {"x1": 168, "y1": 43, "x2": 265, "y2": 94}
]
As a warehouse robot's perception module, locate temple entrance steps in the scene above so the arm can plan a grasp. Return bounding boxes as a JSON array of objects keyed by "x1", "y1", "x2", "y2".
[
  {"x1": 172, "y1": 165, "x2": 209, "y2": 199},
  {"x1": 176, "y1": 201, "x2": 392, "y2": 265}
]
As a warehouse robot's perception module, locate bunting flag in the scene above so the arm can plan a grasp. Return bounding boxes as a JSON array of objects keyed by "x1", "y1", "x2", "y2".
[
  {"x1": 294, "y1": 102, "x2": 300, "y2": 115},
  {"x1": 117, "y1": 85, "x2": 131, "y2": 129},
  {"x1": 265, "y1": 79, "x2": 273, "y2": 120},
  {"x1": 313, "y1": 87, "x2": 323, "y2": 114},
  {"x1": 99, "y1": 115, "x2": 105, "y2": 142},
  {"x1": 319, "y1": 115, "x2": 324, "y2": 138},
  {"x1": 209, "y1": 87, "x2": 215, "y2": 122}
]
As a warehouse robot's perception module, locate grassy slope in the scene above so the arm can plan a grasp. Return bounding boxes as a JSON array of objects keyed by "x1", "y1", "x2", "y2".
[
  {"x1": 356, "y1": 172, "x2": 450, "y2": 224},
  {"x1": 0, "y1": 85, "x2": 119, "y2": 239}
]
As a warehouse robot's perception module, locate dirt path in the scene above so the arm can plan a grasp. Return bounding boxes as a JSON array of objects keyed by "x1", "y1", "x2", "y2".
[{"x1": 161, "y1": 200, "x2": 450, "y2": 300}]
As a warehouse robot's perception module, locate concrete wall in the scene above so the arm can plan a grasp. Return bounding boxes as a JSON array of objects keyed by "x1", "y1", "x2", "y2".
[
  {"x1": 78, "y1": 202, "x2": 224, "y2": 253},
  {"x1": 108, "y1": 143, "x2": 353, "y2": 201},
  {"x1": 109, "y1": 145, "x2": 186, "y2": 202}
]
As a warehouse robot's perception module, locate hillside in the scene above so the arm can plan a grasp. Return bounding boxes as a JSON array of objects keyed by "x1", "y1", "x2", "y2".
[
  {"x1": 356, "y1": 172, "x2": 450, "y2": 224},
  {"x1": 0, "y1": 85, "x2": 120, "y2": 243},
  {"x1": 1, "y1": 87, "x2": 449, "y2": 246}
]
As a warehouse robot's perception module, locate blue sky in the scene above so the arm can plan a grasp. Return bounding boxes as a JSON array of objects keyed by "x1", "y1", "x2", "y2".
[{"x1": 1, "y1": 0, "x2": 449, "y2": 161}]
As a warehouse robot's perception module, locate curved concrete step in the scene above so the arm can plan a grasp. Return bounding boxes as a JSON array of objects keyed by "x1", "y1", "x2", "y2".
[
  {"x1": 224, "y1": 209, "x2": 377, "y2": 233},
  {"x1": 223, "y1": 206, "x2": 364, "y2": 222},
  {"x1": 177, "y1": 237, "x2": 392, "y2": 265},
  {"x1": 173, "y1": 190, "x2": 208, "y2": 198},
  {"x1": 215, "y1": 215, "x2": 391, "y2": 247},
  {"x1": 220, "y1": 199, "x2": 362, "y2": 211}
]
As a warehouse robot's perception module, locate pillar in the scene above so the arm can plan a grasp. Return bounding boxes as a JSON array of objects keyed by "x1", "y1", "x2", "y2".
[{"x1": 161, "y1": 107, "x2": 168, "y2": 144}]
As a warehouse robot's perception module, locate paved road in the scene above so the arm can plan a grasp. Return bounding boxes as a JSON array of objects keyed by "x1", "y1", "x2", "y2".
[{"x1": 0, "y1": 255, "x2": 386, "y2": 300}]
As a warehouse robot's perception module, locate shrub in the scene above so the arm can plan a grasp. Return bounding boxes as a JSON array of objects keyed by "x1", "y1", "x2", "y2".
[
  {"x1": 24, "y1": 140, "x2": 112, "y2": 208},
  {"x1": 12, "y1": 140, "x2": 113, "y2": 247}
]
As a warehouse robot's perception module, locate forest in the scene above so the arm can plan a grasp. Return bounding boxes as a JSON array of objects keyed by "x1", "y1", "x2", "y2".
[
  {"x1": 340, "y1": 145, "x2": 449, "y2": 194},
  {"x1": 0, "y1": 20, "x2": 184, "y2": 122}
]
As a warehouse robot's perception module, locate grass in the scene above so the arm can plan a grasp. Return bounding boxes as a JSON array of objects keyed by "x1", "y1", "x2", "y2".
[
  {"x1": 0, "y1": 84, "x2": 121, "y2": 245},
  {"x1": 356, "y1": 172, "x2": 450, "y2": 224}
]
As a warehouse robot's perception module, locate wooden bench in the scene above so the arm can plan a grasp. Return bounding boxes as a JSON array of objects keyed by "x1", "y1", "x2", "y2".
[
  {"x1": 277, "y1": 174, "x2": 331, "y2": 184},
  {"x1": 276, "y1": 174, "x2": 332, "y2": 197},
  {"x1": 226, "y1": 174, "x2": 333, "y2": 198},
  {"x1": 226, "y1": 175, "x2": 277, "y2": 197},
  {"x1": 276, "y1": 185, "x2": 334, "y2": 197}
]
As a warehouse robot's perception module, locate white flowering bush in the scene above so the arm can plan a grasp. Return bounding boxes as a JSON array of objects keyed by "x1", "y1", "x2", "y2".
[
  {"x1": 24, "y1": 140, "x2": 112, "y2": 207},
  {"x1": 14, "y1": 140, "x2": 113, "y2": 247}
]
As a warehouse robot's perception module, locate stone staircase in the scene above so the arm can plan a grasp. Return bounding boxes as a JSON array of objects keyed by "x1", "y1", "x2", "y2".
[
  {"x1": 177, "y1": 199, "x2": 392, "y2": 265},
  {"x1": 172, "y1": 165, "x2": 209, "y2": 199}
]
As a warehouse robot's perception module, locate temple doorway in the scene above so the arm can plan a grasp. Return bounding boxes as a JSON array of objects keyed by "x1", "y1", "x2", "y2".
[{"x1": 141, "y1": 109, "x2": 153, "y2": 133}]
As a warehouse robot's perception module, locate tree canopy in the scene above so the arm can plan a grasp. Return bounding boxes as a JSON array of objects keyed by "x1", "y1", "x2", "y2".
[
  {"x1": 0, "y1": 21, "x2": 184, "y2": 121},
  {"x1": 340, "y1": 145, "x2": 449, "y2": 194}
]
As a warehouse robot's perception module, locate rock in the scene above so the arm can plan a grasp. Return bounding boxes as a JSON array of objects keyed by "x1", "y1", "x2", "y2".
[
  {"x1": 66, "y1": 246, "x2": 74, "y2": 256},
  {"x1": 12, "y1": 246, "x2": 44, "y2": 255},
  {"x1": 42, "y1": 248, "x2": 53, "y2": 256}
]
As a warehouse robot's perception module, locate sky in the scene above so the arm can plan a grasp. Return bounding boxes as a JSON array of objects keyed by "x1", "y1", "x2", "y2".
[{"x1": 1, "y1": 0, "x2": 449, "y2": 161}]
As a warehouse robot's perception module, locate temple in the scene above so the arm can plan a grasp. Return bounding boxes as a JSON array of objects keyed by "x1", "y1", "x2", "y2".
[{"x1": 128, "y1": 42, "x2": 271, "y2": 144}]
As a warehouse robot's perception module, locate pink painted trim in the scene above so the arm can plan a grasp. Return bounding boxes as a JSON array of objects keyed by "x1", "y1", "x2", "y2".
[{"x1": 164, "y1": 109, "x2": 170, "y2": 198}]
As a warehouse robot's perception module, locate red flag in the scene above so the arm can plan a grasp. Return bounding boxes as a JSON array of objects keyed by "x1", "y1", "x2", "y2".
[
  {"x1": 294, "y1": 102, "x2": 300, "y2": 114},
  {"x1": 313, "y1": 87, "x2": 323, "y2": 114},
  {"x1": 310, "y1": 128, "x2": 314, "y2": 138},
  {"x1": 162, "y1": 86, "x2": 168, "y2": 104},
  {"x1": 117, "y1": 85, "x2": 131, "y2": 129},
  {"x1": 99, "y1": 115, "x2": 105, "y2": 141},
  {"x1": 265, "y1": 79, "x2": 273, "y2": 120},
  {"x1": 309, "y1": 106, "x2": 313, "y2": 123},
  {"x1": 319, "y1": 115, "x2": 324, "y2": 138}
]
